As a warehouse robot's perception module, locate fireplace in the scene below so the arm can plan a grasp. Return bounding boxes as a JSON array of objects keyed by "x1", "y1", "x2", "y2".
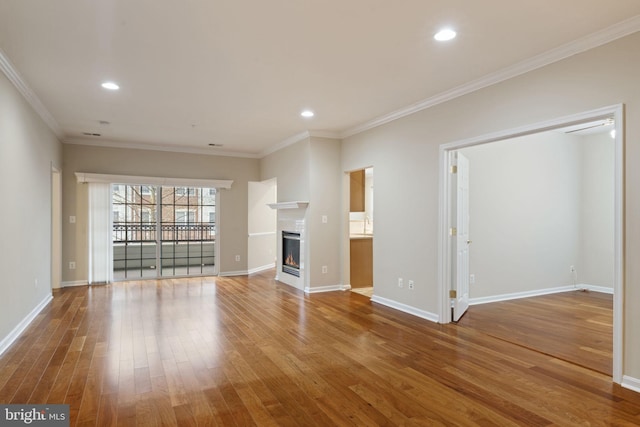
[{"x1": 282, "y1": 231, "x2": 301, "y2": 277}]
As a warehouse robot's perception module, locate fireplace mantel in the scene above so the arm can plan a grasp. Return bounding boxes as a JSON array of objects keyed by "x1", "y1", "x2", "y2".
[{"x1": 268, "y1": 201, "x2": 309, "y2": 210}]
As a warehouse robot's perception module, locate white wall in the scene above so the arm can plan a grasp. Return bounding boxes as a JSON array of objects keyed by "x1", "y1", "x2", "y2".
[
  {"x1": 0, "y1": 70, "x2": 62, "y2": 346},
  {"x1": 460, "y1": 130, "x2": 614, "y2": 299},
  {"x1": 341, "y1": 32, "x2": 640, "y2": 378}
]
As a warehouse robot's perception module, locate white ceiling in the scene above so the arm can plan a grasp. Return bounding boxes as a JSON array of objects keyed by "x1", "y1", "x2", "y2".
[{"x1": 0, "y1": 1, "x2": 639, "y2": 157}]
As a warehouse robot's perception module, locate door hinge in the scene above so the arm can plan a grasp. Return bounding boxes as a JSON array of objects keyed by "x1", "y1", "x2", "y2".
[
  {"x1": 449, "y1": 227, "x2": 457, "y2": 236},
  {"x1": 449, "y1": 290, "x2": 457, "y2": 298},
  {"x1": 450, "y1": 165, "x2": 458, "y2": 174}
]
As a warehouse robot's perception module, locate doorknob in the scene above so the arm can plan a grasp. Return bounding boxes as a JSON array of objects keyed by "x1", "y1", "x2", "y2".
[{"x1": 467, "y1": 240, "x2": 472, "y2": 244}]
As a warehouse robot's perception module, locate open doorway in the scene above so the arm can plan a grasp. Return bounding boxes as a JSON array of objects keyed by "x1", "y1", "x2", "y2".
[
  {"x1": 439, "y1": 105, "x2": 623, "y2": 383},
  {"x1": 349, "y1": 167, "x2": 374, "y2": 297},
  {"x1": 248, "y1": 178, "x2": 277, "y2": 274}
]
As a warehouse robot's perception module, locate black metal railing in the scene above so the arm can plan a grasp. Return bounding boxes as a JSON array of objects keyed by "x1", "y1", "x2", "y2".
[{"x1": 113, "y1": 222, "x2": 216, "y2": 243}]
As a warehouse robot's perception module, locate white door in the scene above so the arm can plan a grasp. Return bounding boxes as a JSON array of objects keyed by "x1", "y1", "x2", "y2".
[{"x1": 452, "y1": 152, "x2": 471, "y2": 321}]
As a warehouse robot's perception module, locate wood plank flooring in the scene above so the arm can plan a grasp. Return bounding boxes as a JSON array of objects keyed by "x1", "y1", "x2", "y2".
[
  {"x1": 1, "y1": 272, "x2": 639, "y2": 426},
  {"x1": 457, "y1": 290, "x2": 613, "y2": 376}
]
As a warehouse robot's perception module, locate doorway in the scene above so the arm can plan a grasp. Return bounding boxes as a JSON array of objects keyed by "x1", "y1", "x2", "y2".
[
  {"x1": 349, "y1": 167, "x2": 374, "y2": 297},
  {"x1": 439, "y1": 105, "x2": 624, "y2": 383}
]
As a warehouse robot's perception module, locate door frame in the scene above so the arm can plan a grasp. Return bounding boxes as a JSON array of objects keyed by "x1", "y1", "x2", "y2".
[{"x1": 437, "y1": 104, "x2": 624, "y2": 384}]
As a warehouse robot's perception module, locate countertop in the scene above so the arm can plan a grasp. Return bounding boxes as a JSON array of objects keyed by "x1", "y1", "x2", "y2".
[{"x1": 350, "y1": 233, "x2": 373, "y2": 240}]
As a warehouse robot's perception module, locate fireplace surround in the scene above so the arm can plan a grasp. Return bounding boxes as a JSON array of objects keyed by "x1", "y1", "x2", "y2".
[{"x1": 268, "y1": 201, "x2": 308, "y2": 290}]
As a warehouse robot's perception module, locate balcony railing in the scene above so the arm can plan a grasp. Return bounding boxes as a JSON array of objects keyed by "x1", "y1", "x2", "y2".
[{"x1": 113, "y1": 222, "x2": 216, "y2": 243}]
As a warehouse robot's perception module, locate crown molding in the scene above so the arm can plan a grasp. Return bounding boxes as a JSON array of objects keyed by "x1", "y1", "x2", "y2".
[
  {"x1": 63, "y1": 137, "x2": 260, "y2": 158},
  {"x1": 340, "y1": 15, "x2": 640, "y2": 139},
  {"x1": 260, "y1": 131, "x2": 311, "y2": 158},
  {"x1": 0, "y1": 48, "x2": 63, "y2": 138},
  {"x1": 260, "y1": 130, "x2": 341, "y2": 158}
]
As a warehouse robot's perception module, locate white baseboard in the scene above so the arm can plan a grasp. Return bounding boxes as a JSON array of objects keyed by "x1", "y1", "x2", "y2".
[
  {"x1": 0, "y1": 293, "x2": 53, "y2": 357},
  {"x1": 247, "y1": 263, "x2": 275, "y2": 275},
  {"x1": 622, "y1": 376, "x2": 640, "y2": 393},
  {"x1": 61, "y1": 280, "x2": 88, "y2": 288},
  {"x1": 580, "y1": 284, "x2": 614, "y2": 294},
  {"x1": 304, "y1": 284, "x2": 348, "y2": 294},
  {"x1": 218, "y1": 270, "x2": 249, "y2": 277},
  {"x1": 371, "y1": 295, "x2": 439, "y2": 323},
  {"x1": 469, "y1": 283, "x2": 613, "y2": 306}
]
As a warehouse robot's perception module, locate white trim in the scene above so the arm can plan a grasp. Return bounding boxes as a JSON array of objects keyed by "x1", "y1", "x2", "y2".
[
  {"x1": 470, "y1": 286, "x2": 573, "y2": 305},
  {"x1": 248, "y1": 263, "x2": 276, "y2": 275},
  {"x1": 218, "y1": 270, "x2": 248, "y2": 277},
  {"x1": 341, "y1": 16, "x2": 640, "y2": 138},
  {"x1": 469, "y1": 284, "x2": 615, "y2": 305},
  {"x1": 259, "y1": 130, "x2": 341, "y2": 158},
  {"x1": 75, "y1": 172, "x2": 233, "y2": 189},
  {"x1": 438, "y1": 104, "x2": 624, "y2": 384},
  {"x1": 248, "y1": 231, "x2": 276, "y2": 237},
  {"x1": 64, "y1": 137, "x2": 260, "y2": 159},
  {"x1": 0, "y1": 48, "x2": 63, "y2": 138},
  {"x1": 61, "y1": 280, "x2": 89, "y2": 288},
  {"x1": 581, "y1": 284, "x2": 614, "y2": 294},
  {"x1": 304, "y1": 284, "x2": 349, "y2": 294},
  {"x1": 371, "y1": 295, "x2": 439, "y2": 323},
  {"x1": 268, "y1": 202, "x2": 309, "y2": 210},
  {"x1": 622, "y1": 376, "x2": 640, "y2": 394},
  {"x1": 0, "y1": 294, "x2": 53, "y2": 357}
]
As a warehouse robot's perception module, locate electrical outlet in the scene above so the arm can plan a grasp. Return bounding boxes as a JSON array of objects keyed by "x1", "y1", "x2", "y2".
[
  {"x1": 570, "y1": 265, "x2": 575, "y2": 273},
  {"x1": 235, "y1": 255, "x2": 241, "y2": 262},
  {"x1": 408, "y1": 280, "x2": 414, "y2": 290},
  {"x1": 322, "y1": 266, "x2": 328, "y2": 274},
  {"x1": 470, "y1": 274, "x2": 475, "y2": 284},
  {"x1": 35, "y1": 279, "x2": 38, "y2": 288},
  {"x1": 398, "y1": 278, "x2": 404, "y2": 288},
  {"x1": 322, "y1": 215, "x2": 328, "y2": 224},
  {"x1": 69, "y1": 216, "x2": 76, "y2": 224},
  {"x1": 69, "y1": 261, "x2": 76, "y2": 270}
]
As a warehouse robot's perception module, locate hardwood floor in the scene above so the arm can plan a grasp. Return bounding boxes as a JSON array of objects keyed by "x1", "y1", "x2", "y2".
[
  {"x1": 1, "y1": 272, "x2": 639, "y2": 426},
  {"x1": 457, "y1": 290, "x2": 613, "y2": 376}
]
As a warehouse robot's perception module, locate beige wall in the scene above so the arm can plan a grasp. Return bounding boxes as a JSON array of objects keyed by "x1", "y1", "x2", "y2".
[
  {"x1": 260, "y1": 137, "x2": 343, "y2": 289},
  {"x1": 341, "y1": 32, "x2": 640, "y2": 378},
  {"x1": 308, "y1": 137, "x2": 342, "y2": 287},
  {"x1": 0, "y1": 71, "x2": 62, "y2": 343},
  {"x1": 247, "y1": 178, "x2": 277, "y2": 272},
  {"x1": 62, "y1": 144, "x2": 259, "y2": 280},
  {"x1": 580, "y1": 132, "x2": 615, "y2": 287},
  {"x1": 260, "y1": 139, "x2": 310, "y2": 202}
]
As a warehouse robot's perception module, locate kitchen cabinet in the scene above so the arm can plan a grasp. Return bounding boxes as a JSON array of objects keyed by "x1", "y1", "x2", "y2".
[
  {"x1": 350, "y1": 169, "x2": 365, "y2": 212},
  {"x1": 350, "y1": 237, "x2": 372, "y2": 287}
]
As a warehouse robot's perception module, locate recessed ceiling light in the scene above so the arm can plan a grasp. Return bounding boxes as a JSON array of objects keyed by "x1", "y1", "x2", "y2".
[
  {"x1": 301, "y1": 110, "x2": 315, "y2": 118},
  {"x1": 101, "y1": 81, "x2": 120, "y2": 90},
  {"x1": 434, "y1": 28, "x2": 456, "y2": 41}
]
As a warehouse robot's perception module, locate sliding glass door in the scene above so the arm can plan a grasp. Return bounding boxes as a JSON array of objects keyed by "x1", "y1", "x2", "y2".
[
  {"x1": 112, "y1": 184, "x2": 216, "y2": 280},
  {"x1": 160, "y1": 186, "x2": 216, "y2": 276}
]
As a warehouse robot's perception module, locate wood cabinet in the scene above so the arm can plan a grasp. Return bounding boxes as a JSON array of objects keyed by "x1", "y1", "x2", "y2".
[
  {"x1": 349, "y1": 170, "x2": 365, "y2": 212},
  {"x1": 350, "y1": 237, "x2": 373, "y2": 287}
]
